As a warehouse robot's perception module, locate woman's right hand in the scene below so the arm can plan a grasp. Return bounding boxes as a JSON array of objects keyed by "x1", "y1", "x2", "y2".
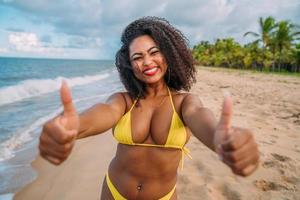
[{"x1": 39, "y1": 80, "x2": 80, "y2": 165}]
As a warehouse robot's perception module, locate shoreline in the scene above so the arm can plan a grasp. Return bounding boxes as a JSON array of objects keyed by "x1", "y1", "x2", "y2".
[
  {"x1": 14, "y1": 131, "x2": 117, "y2": 200},
  {"x1": 14, "y1": 67, "x2": 300, "y2": 199}
]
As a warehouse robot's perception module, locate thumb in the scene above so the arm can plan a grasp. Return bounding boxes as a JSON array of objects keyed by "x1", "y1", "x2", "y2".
[
  {"x1": 60, "y1": 80, "x2": 77, "y2": 118},
  {"x1": 218, "y1": 91, "x2": 233, "y2": 131}
]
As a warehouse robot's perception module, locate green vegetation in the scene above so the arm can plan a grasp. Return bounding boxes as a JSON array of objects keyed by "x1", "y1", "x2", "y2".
[{"x1": 192, "y1": 16, "x2": 300, "y2": 73}]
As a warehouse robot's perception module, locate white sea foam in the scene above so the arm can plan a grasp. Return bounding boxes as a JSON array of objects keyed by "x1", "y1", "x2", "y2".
[
  {"x1": 0, "y1": 107, "x2": 62, "y2": 162},
  {"x1": 0, "y1": 73, "x2": 110, "y2": 106},
  {"x1": 0, "y1": 193, "x2": 14, "y2": 200},
  {"x1": 0, "y1": 93, "x2": 109, "y2": 162}
]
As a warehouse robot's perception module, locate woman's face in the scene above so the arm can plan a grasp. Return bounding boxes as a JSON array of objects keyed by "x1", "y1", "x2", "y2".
[{"x1": 129, "y1": 35, "x2": 168, "y2": 85}]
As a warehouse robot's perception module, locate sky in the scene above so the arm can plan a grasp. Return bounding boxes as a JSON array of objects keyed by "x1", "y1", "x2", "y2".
[{"x1": 0, "y1": 0, "x2": 299, "y2": 60}]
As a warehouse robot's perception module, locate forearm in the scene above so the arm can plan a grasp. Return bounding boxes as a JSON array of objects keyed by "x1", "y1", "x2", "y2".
[
  {"x1": 185, "y1": 107, "x2": 217, "y2": 151},
  {"x1": 77, "y1": 103, "x2": 120, "y2": 139}
]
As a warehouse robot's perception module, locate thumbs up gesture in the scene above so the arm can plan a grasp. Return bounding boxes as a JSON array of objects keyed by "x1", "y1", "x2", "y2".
[
  {"x1": 39, "y1": 80, "x2": 79, "y2": 165},
  {"x1": 213, "y1": 93, "x2": 259, "y2": 176}
]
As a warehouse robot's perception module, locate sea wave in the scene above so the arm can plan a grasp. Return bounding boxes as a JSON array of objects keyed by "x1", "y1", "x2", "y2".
[
  {"x1": 0, "y1": 73, "x2": 110, "y2": 106},
  {"x1": 0, "y1": 107, "x2": 61, "y2": 162},
  {"x1": 0, "y1": 93, "x2": 109, "y2": 162}
]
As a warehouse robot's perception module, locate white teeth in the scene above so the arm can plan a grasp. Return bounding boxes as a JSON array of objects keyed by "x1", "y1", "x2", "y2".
[{"x1": 144, "y1": 67, "x2": 158, "y2": 74}]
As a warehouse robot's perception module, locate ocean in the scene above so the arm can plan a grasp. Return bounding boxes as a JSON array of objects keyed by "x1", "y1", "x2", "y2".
[{"x1": 0, "y1": 57, "x2": 122, "y2": 199}]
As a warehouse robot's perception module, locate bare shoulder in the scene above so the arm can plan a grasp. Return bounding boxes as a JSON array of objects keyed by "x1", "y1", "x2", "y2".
[
  {"x1": 175, "y1": 93, "x2": 204, "y2": 118},
  {"x1": 181, "y1": 93, "x2": 204, "y2": 109},
  {"x1": 171, "y1": 91, "x2": 202, "y2": 107},
  {"x1": 104, "y1": 92, "x2": 128, "y2": 115},
  {"x1": 170, "y1": 91, "x2": 203, "y2": 116},
  {"x1": 106, "y1": 91, "x2": 135, "y2": 113}
]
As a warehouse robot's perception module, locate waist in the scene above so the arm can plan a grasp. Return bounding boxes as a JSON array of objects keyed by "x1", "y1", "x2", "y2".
[
  {"x1": 112, "y1": 143, "x2": 181, "y2": 178},
  {"x1": 108, "y1": 146, "x2": 178, "y2": 199}
]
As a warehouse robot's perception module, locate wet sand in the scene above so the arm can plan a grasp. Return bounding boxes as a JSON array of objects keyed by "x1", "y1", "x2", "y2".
[{"x1": 14, "y1": 66, "x2": 300, "y2": 200}]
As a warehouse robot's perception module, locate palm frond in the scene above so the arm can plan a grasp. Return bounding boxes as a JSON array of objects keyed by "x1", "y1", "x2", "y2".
[{"x1": 244, "y1": 31, "x2": 260, "y2": 37}]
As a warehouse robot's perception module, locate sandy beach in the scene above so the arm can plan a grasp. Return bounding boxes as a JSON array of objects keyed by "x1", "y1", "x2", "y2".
[{"x1": 14, "y1": 67, "x2": 300, "y2": 200}]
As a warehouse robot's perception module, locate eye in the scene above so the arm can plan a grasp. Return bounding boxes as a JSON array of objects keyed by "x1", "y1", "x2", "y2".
[
  {"x1": 132, "y1": 56, "x2": 142, "y2": 61},
  {"x1": 150, "y1": 50, "x2": 159, "y2": 55}
]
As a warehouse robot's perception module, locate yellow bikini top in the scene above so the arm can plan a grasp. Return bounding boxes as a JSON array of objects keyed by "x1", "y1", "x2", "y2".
[{"x1": 113, "y1": 88, "x2": 192, "y2": 169}]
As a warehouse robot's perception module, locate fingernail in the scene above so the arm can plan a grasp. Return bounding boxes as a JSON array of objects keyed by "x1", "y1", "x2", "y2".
[
  {"x1": 223, "y1": 90, "x2": 231, "y2": 97},
  {"x1": 54, "y1": 158, "x2": 60, "y2": 163}
]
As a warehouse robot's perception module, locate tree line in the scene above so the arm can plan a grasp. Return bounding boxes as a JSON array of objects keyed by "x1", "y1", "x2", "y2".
[{"x1": 192, "y1": 16, "x2": 300, "y2": 73}]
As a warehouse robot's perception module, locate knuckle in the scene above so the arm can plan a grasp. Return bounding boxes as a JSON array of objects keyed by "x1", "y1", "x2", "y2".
[
  {"x1": 61, "y1": 144, "x2": 68, "y2": 153},
  {"x1": 62, "y1": 143, "x2": 71, "y2": 153},
  {"x1": 240, "y1": 169, "x2": 248, "y2": 176},
  {"x1": 229, "y1": 153, "x2": 238, "y2": 162},
  {"x1": 232, "y1": 163, "x2": 242, "y2": 171},
  {"x1": 230, "y1": 141, "x2": 238, "y2": 150},
  {"x1": 38, "y1": 143, "x2": 45, "y2": 154},
  {"x1": 43, "y1": 121, "x2": 52, "y2": 132},
  {"x1": 58, "y1": 133, "x2": 69, "y2": 144},
  {"x1": 62, "y1": 152, "x2": 69, "y2": 159}
]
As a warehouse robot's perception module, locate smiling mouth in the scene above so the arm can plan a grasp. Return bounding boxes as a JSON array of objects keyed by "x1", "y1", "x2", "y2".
[{"x1": 143, "y1": 67, "x2": 159, "y2": 76}]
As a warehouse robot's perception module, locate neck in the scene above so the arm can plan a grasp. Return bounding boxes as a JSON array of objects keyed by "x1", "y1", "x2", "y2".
[{"x1": 145, "y1": 80, "x2": 168, "y2": 98}]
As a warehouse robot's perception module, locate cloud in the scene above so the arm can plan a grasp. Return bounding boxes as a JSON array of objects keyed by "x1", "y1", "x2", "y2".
[
  {"x1": 1, "y1": 0, "x2": 103, "y2": 37},
  {"x1": 0, "y1": 47, "x2": 8, "y2": 53},
  {"x1": 1, "y1": 0, "x2": 300, "y2": 59},
  {"x1": 8, "y1": 32, "x2": 62, "y2": 54},
  {"x1": 66, "y1": 36, "x2": 102, "y2": 49},
  {"x1": 9, "y1": 32, "x2": 40, "y2": 52}
]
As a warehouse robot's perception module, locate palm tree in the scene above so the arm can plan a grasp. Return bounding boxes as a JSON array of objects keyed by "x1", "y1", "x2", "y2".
[
  {"x1": 273, "y1": 20, "x2": 300, "y2": 71},
  {"x1": 244, "y1": 16, "x2": 276, "y2": 70},
  {"x1": 292, "y1": 44, "x2": 300, "y2": 72}
]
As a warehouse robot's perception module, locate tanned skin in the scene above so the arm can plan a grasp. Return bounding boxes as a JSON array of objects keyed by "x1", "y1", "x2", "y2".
[{"x1": 39, "y1": 35, "x2": 259, "y2": 199}]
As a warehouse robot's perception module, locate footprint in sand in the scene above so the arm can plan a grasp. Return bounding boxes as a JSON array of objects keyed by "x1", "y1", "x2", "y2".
[
  {"x1": 262, "y1": 160, "x2": 276, "y2": 168},
  {"x1": 270, "y1": 134, "x2": 279, "y2": 139},
  {"x1": 254, "y1": 180, "x2": 286, "y2": 191},
  {"x1": 271, "y1": 153, "x2": 291, "y2": 162},
  {"x1": 262, "y1": 153, "x2": 292, "y2": 171},
  {"x1": 254, "y1": 179, "x2": 298, "y2": 192},
  {"x1": 222, "y1": 184, "x2": 242, "y2": 200}
]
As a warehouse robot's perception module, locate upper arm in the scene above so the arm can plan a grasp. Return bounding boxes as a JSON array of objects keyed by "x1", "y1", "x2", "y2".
[
  {"x1": 105, "y1": 92, "x2": 127, "y2": 119},
  {"x1": 181, "y1": 94, "x2": 217, "y2": 150},
  {"x1": 77, "y1": 92, "x2": 127, "y2": 138}
]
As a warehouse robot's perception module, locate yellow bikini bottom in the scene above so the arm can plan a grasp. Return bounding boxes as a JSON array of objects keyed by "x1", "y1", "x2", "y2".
[{"x1": 105, "y1": 173, "x2": 176, "y2": 200}]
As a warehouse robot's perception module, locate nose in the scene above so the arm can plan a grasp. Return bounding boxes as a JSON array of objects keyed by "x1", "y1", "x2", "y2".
[{"x1": 143, "y1": 54, "x2": 153, "y2": 66}]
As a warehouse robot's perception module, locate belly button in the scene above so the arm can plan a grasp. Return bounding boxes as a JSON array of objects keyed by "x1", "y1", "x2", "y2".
[{"x1": 137, "y1": 183, "x2": 142, "y2": 191}]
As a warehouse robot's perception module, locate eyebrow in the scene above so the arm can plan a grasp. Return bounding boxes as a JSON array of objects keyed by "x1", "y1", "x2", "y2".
[{"x1": 130, "y1": 46, "x2": 159, "y2": 59}]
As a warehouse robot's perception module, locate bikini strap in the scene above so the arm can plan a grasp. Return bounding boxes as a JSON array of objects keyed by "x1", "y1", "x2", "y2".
[
  {"x1": 129, "y1": 99, "x2": 138, "y2": 112},
  {"x1": 167, "y1": 87, "x2": 176, "y2": 111}
]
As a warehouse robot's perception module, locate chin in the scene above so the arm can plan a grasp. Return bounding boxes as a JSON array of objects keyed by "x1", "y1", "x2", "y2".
[{"x1": 144, "y1": 76, "x2": 165, "y2": 85}]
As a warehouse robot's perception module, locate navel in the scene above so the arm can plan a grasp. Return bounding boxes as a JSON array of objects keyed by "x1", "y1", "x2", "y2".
[{"x1": 137, "y1": 183, "x2": 142, "y2": 191}]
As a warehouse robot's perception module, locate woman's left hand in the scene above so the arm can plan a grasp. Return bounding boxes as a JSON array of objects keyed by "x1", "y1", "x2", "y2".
[{"x1": 213, "y1": 94, "x2": 260, "y2": 176}]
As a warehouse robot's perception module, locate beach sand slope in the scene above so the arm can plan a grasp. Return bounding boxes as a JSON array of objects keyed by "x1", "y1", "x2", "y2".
[{"x1": 15, "y1": 67, "x2": 300, "y2": 200}]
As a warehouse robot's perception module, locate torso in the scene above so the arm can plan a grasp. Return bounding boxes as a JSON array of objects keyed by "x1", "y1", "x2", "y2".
[{"x1": 106, "y1": 90, "x2": 191, "y2": 199}]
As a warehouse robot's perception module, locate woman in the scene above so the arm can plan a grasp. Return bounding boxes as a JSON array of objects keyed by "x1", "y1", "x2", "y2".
[{"x1": 39, "y1": 17, "x2": 259, "y2": 200}]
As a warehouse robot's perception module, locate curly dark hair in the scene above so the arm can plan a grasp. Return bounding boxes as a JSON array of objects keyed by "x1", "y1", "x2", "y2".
[{"x1": 115, "y1": 16, "x2": 196, "y2": 99}]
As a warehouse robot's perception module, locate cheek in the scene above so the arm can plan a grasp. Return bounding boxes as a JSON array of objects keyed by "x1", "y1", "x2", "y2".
[
  {"x1": 159, "y1": 56, "x2": 168, "y2": 72},
  {"x1": 130, "y1": 60, "x2": 139, "y2": 70},
  {"x1": 130, "y1": 62, "x2": 143, "y2": 78}
]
